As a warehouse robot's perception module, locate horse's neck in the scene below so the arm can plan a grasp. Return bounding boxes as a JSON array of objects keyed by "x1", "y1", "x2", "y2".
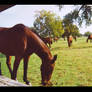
[
  {"x1": 34, "y1": 41, "x2": 52, "y2": 61},
  {"x1": 27, "y1": 30, "x2": 52, "y2": 61},
  {"x1": 35, "y1": 49, "x2": 51, "y2": 61}
]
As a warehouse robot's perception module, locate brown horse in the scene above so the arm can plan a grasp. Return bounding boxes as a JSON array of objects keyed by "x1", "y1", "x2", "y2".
[
  {"x1": 41, "y1": 37, "x2": 52, "y2": 48},
  {"x1": 73, "y1": 36, "x2": 77, "y2": 41},
  {"x1": 86, "y1": 34, "x2": 92, "y2": 43},
  {"x1": 67, "y1": 35, "x2": 73, "y2": 47},
  {"x1": 53, "y1": 37, "x2": 59, "y2": 42},
  {"x1": 0, "y1": 24, "x2": 57, "y2": 86},
  {"x1": 30, "y1": 29, "x2": 52, "y2": 49}
]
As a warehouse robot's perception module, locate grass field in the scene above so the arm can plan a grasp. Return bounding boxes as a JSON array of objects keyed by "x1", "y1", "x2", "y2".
[{"x1": 1, "y1": 36, "x2": 92, "y2": 86}]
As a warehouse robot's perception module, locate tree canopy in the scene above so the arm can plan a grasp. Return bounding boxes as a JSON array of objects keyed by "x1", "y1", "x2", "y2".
[
  {"x1": 33, "y1": 10, "x2": 64, "y2": 37},
  {"x1": 84, "y1": 31, "x2": 92, "y2": 36},
  {"x1": 59, "y1": 5, "x2": 92, "y2": 27},
  {"x1": 32, "y1": 5, "x2": 92, "y2": 38},
  {"x1": 58, "y1": 5, "x2": 92, "y2": 37}
]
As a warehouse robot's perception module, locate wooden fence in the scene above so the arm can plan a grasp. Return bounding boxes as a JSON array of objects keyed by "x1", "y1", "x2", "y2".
[
  {"x1": 0, "y1": 75, "x2": 32, "y2": 86},
  {"x1": 0, "y1": 62, "x2": 32, "y2": 86}
]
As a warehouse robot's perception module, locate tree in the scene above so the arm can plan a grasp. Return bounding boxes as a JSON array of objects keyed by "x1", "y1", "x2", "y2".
[
  {"x1": 84, "y1": 31, "x2": 92, "y2": 36},
  {"x1": 62, "y1": 17, "x2": 80, "y2": 37},
  {"x1": 58, "y1": 5, "x2": 92, "y2": 27},
  {"x1": 33, "y1": 10, "x2": 64, "y2": 37}
]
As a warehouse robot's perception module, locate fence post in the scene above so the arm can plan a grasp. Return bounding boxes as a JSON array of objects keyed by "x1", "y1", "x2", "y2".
[{"x1": 0, "y1": 62, "x2": 2, "y2": 75}]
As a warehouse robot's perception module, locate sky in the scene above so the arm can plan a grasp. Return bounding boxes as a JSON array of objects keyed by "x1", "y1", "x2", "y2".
[{"x1": 0, "y1": 5, "x2": 92, "y2": 34}]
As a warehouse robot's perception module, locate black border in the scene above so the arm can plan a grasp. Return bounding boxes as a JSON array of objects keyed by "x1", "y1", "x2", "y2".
[
  {"x1": 0, "y1": 0, "x2": 92, "y2": 4},
  {"x1": 0, "y1": 0, "x2": 92, "y2": 89}
]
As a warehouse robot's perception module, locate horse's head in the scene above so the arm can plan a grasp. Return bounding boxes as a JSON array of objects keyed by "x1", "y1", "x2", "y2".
[{"x1": 40, "y1": 54, "x2": 57, "y2": 86}]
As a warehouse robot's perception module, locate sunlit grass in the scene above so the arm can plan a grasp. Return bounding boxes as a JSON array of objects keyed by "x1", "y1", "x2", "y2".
[{"x1": 1, "y1": 36, "x2": 92, "y2": 86}]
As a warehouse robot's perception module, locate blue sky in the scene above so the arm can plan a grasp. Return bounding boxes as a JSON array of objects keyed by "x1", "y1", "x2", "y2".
[{"x1": 0, "y1": 5, "x2": 92, "y2": 34}]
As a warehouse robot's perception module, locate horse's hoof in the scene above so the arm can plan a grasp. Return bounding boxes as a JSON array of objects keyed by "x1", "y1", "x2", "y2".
[
  {"x1": 25, "y1": 80, "x2": 31, "y2": 85},
  {"x1": 47, "y1": 82, "x2": 53, "y2": 86},
  {"x1": 26, "y1": 82, "x2": 32, "y2": 86},
  {"x1": 41, "y1": 81, "x2": 53, "y2": 86},
  {"x1": 26, "y1": 82, "x2": 30, "y2": 85}
]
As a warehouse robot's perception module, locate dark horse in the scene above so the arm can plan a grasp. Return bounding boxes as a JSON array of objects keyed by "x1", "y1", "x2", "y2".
[
  {"x1": 30, "y1": 29, "x2": 52, "y2": 49},
  {"x1": 41, "y1": 37, "x2": 52, "y2": 48},
  {"x1": 73, "y1": 36, "x2": 77, "y2": 41},
  {"x1": 67, "y1": 35, "x2": 73, "y2": 47},
  {"x1": 86, "y1": 34, "x2": 92, "y2": 43},
  {"x1": 0, "y1": 24, "x2": 57, "y2": 86},
  {"x1": 53, "y1": 37, "x2": 59, "y2": 42}
]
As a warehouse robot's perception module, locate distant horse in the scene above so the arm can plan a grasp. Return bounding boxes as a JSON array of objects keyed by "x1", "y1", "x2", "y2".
[
  {"x1": 0, "y1": 24, "x2": 57, "y2": 86},
  {"x1": 30, "y1": 30, "x2": 52, "y2": 48},
  {"x1": 53, "y1": 37, "x2": 59, "y2": 42},
  {"x1": 67, "y1": 35, "x2": 73, "y2": 47},
  {"x1": 41, "y1": 37, "x2": 53, "y2": 48},
  {"x1": 73, "y1": 36, "x2": 77, "y2": 41},
  {"x1": 86, "y1": 34, "x2": 92, "y2": 43}
]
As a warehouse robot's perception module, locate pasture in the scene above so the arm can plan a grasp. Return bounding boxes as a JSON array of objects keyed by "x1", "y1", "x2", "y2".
[{"x1": 1, "y1": 36, "x2": 92, "y2": 86}]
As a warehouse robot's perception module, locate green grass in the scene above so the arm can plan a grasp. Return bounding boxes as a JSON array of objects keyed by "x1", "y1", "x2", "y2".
[{"x1": 1, "y1": 36, "x2": 92, "y2": 86}]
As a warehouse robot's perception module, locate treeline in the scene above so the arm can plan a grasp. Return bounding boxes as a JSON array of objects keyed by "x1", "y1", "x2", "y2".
[
  {"x1": 30, "y1": 6, "x2": 92, "y2": 38},
  {"x1": 30, "y1": 10, "x2": 82, "y2": 38},
  {"x1": 83, "y1": 31, "x2": 92, "y2": 36},
  {"x1": 28, "y1": 5, "x2": 92, "y2": 38}
]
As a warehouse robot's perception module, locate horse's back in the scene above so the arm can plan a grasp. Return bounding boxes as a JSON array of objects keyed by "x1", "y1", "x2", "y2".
[
  {"x1": 69, "y1": 36, "x2": 73, "y2": 41},
  {"x1": 0, "y1": 24, "x2": 27, "y2": 56},
  {"x1": 90, "y1": 35, "x2": 92, "y2": 39}
]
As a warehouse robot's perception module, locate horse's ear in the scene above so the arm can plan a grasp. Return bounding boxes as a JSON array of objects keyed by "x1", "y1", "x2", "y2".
[{"x1": 52, "y1": 54, "x2": 57, "y2": 63}]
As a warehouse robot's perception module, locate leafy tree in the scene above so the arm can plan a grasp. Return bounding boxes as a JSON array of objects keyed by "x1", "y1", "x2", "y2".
[
  {"x1": 58, "y1": 5, "x2": 91, "y2": 38},
  {"x1": 33, "y1": 10, "x2": 64, "y2": 37},
  {"x1": 62, "y1": 17, "x2": 80, "y2": 37},
  {"x1": 84, "y1": 31, "x2": 92, "y2": 36},
  {"x1": 58, "y1": 5, "x2": 92, "y2": 27},
  {"x1": 76, "y1": 32, "x2": 83, "y2": 37}
]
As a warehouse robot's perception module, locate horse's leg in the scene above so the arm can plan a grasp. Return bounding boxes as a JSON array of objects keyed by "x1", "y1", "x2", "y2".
[
  {"x1": 70, "y1": 41, "x2": 72, "y2": 47},
  {"x1": 67, "y1": 41, "x2": 70, "y2": 47},
  {"x1": 23, "y1": 55, "x2": 30, "y2": 85},
  {"x1": 69, "y1": 43, "x2": 70, "y2": 47},
  {"x1": 6, "y1": 56, "x2": 13, "y2": 77},
  {"x1": 86, "y1": 38, "x2": 88, "y2": 43},
  {"x1": 11, "y1": 56, "x2": 22, "y2": 80},
  {"x1": 0, "y1": 62, "x2": 2, "y2": 75}
]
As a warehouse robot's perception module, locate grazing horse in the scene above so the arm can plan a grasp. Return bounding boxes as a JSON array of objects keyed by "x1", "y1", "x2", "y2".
[
  {"x1": 53, "y1": 37, "x2": 59, "y2": 42},
  {"x1": 41, "y1": 37, "x2": 52, "y2": 48},
  {"x1": 30, "y1": 30, "x2": 52, "y2": 49},
  {"x1": 0, "y1": 24, "x2": 57, "y2": 86},
  {"x1": 86, "y1": 34, "x2": 92, "y2": 43},
  {"x1": 73, "y1": 36, "x2": 77, "y2": 41},
  {"x1": 67, "y1": 35, "x2": 73, "y2": 47}
]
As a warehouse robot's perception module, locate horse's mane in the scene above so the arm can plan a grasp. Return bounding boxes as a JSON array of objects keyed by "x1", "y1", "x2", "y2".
[{"x1": 30, "y1": 29, "x2": 42, "y2": 39}]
